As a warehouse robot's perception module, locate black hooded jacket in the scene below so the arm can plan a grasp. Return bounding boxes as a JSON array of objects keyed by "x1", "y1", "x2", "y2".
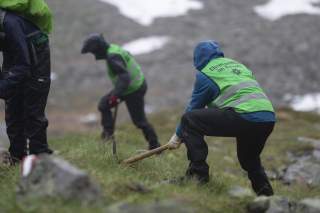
[{"x1": 0, "y1": 11, "x2": 39, "y2": 99}]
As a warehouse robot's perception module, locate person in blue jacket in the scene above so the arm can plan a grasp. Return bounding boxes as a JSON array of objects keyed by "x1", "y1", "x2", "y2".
[
  {"x1": 167, "y1": 40, "x2": 276, "y2": 196},
  {"x1": 0, "y1": 9, "x2": 52, "y2": 164}
]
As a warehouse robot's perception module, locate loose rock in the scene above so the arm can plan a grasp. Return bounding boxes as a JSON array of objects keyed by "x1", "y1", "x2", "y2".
[
  {"x1": 295, "y1": 198, "x2": 320, "y2": 213},
  {"x1": 247, "y1": 196, "x2": 292, "y2": 213},
  {"x1": 228, "y1": 186, "x2": 253, "y2": 198},
  {"x1": 282, "y1": 156, "x2": 320, "y2": 186},
  {"x1": 107, "y1": 200, "x2": 196, "y2": 213},
  {"x1": 17, "y1": 154, "x2": 101, "y2": 203}
]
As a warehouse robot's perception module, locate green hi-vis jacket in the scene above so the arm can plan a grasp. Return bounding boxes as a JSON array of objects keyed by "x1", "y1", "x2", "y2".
[
  {"x1": 107, "y1": 44, "x2": 145, "y2": 96},
  {"x1": 0, "y1": 0, "x2": 53, "y2": 34},
  {"x1": 201, "y1": 57, "x2": 274, "y2": 113}
]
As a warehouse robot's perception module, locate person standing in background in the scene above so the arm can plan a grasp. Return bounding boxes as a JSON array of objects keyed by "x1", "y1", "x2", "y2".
[{"x1": 81, "y1": 34, "x2": 161, "y2": 150}]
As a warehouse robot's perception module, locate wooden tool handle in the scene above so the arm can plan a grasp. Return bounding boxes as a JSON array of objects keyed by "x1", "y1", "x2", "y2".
[{"x1": 122, "y1": 144, "x2": 170, "y2": 164}]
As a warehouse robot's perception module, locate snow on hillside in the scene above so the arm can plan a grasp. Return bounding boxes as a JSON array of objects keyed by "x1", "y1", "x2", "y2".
[
  {"x1": 123, "y1": 36, "x2": 171, "y2": 55},
  {"x1": 285, "y1": 93, "x2": 320, "y2": 113},
  {"x1": 98, "y1": 0, "x2": 203, "y2": 25},
  {"x1": 255, "y1": 0, "x2": 320, "y2": 21}
]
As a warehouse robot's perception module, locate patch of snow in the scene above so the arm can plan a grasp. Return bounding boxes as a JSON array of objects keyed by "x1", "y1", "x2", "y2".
[
  {"x1": 51, "y1": 72, "x2": 58, "y2": 81},
  {"x1": 145, "y1": 104, "x2": 156, "y2": 114},
  {"x1": 79, "y1": 113, "x2": 99, "y2": 124},
  {"x1": 254, "y1": 0, "x2": 320, "y2": 21},
  {"x1": 99, "y1": 0, "x2": 203, "y2": 26},
  {"x1": 285, "y1": 93, "x2": 320, "y2": 113},
  {"x1": 123, "y1": 36, "x2": 171, "y2": 55}
]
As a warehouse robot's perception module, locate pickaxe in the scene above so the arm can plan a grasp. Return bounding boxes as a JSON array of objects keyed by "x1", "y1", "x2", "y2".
[
  {"x1": 111, "y1": 105, "x2": 118, "y2": 157},
  {"x1": 122, "y1": 143, "x2": 171, "y2": 164}
]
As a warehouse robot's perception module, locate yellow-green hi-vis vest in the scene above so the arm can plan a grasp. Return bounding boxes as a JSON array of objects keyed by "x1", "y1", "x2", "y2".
[
  {"x1": 107, "y1": 44, "x2": 145, "y2": 96},
  {"x1": 201, "y1": 57, "x2": 274, "y2": 113}
]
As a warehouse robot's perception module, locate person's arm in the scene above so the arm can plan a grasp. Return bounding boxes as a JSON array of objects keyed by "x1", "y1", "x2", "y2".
[
  {"x1": 0, "y1": 15, "x2": 31, "y2": 99},
  {"x1": 175, "y1": 72, "x2": 220, "y2": 137},
  {"x1": 107, "y1": 54, "x2": 130, "y2": 97}
]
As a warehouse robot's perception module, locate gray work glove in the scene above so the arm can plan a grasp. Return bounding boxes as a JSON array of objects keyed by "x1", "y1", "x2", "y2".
[{"x1": 167, "y1": 133, "x2": 182, "y2": 150}]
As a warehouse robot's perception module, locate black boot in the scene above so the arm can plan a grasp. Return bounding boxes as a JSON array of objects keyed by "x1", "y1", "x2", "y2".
[
  {"x1": 168, "y1": 162, "x2": 209, "y2": 185},
  {"x1": 185, "y1": 161, "x2": 210, "y2": 184},
  {"x1": 248, "y1": 169, "x2": 274, "y2": 196},
  {"x1": 101, "y1": 130, "x2": 113, "y2": 141}
]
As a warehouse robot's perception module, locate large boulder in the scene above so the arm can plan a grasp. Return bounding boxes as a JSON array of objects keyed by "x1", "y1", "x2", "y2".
[
  {"x1": 247, "y1": 196, "x2": 293, "y2": 213},
  {"x1": 17, "y1": 154, "x2": 101, "y2": 203},
  {"x1": 228, "y1": 186, "x2": 253, "y2": 198},
  {"x1": 107, "y1": 200, "x2": 196, "y2": 213},
  {"x1": 295, "y1": 198, "x2": 320, "y2": 213},
  {"x1": 297, "y1": 137, "x2": 320, "y2": 150},
  {"x1": 282, "y1": 155, "x2": 320, "y2": 186},
  {"x1": 248, "y1": 196, "x2": 320, "y2": 213}
]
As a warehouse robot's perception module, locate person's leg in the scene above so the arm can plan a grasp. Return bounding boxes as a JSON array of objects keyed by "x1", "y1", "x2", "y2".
[
  {"x1": 5, "y1": 89, "x2": 27, "y2": 161},
  {"x1": 236, "y1": 122, "x2": 275, "y2": 196},
  {"x1": 124, "y1": 83, "x2": 159, "y2": 149},
  {"x1": 98, "y1": 94, "x2": 115, "y2": 138},
  {"x1": 24, "y1": 77, "x2": 52, "y2": 155},
  {"x1": 180, "y1": 108, "x2": 245, "y2": 183},
  {"x1": 24, "y1": 36, "x2": 52, "y2": 155}
]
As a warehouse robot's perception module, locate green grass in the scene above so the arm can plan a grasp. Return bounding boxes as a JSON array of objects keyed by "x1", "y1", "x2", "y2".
[{"x1": 1, "y1": 108, "x2": 320, "y2": 213}]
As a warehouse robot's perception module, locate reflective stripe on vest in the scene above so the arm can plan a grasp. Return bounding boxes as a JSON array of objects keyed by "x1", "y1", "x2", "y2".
[
  {"x1": 213, "y1": 81, "x2": 260, "y2": 107},
  {"x1": 223, "y1": 93, "x2": 268, "y2": 108}
]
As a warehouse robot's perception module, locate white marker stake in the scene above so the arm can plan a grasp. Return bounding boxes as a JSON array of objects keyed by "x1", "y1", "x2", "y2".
[{"x1": 21, "y1": 155, "x2": 38, "y2": 177}]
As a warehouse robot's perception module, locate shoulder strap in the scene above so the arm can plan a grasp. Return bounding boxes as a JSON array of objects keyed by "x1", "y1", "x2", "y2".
[{"x1": 0, "y1": 9, "x2": 6, "y2": 33}]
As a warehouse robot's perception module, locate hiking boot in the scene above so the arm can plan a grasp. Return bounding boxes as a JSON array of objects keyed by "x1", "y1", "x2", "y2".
[
  {"x1": 167, "y1": 161, "x2": 210, "y2": 185},
  {"x1": 186, "y1": 172, "x2": 209, "y2": 184},
  {"x1": 185, "y1": 161, "x2": 210, "y2": 184},
  {"x1": 101, "y1": 131, "x2": 113, "y2": 142},
  {"x1": 9, "y1": 155, "x2": 22, "y2": 166},
  {"x1": 167, "y1": 173, "x2": 209, "y2": 185},
  {"x1": 0, "y1": 150, "x2": 13, "y2": 166},
  {"x1": 249, "y1": 169, "x2": 274, "y2": 196}
]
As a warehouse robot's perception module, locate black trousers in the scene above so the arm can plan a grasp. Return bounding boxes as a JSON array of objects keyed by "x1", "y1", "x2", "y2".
[
  {"x1": 98, "y1": 82, "x2": 158, "y2": 146},
  {"x1": 5, "y1": 33, "x2": 51, "y2": 160},
  {"x1": 180, "y1": 107, "x2": 274, "y2": 178}
]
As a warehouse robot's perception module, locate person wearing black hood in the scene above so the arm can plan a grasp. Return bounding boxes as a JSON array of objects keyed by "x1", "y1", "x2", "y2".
[
  {"x1": 81, "y1": 33, "x2": 160, "y2": 150},
  {"x1": 167, "y1": 40, "x2": 276, "y2": 196},
  {"x1": 0, "y1": 8, "x2": 53, "y2": 164}
]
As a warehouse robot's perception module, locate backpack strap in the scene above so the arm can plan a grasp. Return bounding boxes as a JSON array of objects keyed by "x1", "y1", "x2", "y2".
[
  {"x1": 0, "y1": 8, "x2": 6, "y2": 45},
  {"x1": 0, "y1": 9, "x2": 6, "y2": 38}
]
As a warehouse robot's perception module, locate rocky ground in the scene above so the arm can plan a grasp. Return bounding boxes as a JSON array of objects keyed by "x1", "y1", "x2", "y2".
[
  {"x1": 1, "y1": 108, "x2": 320, "y2": 212},
  {"x1": 2, "y1": 0, "x2": 320, "y2": 147}
]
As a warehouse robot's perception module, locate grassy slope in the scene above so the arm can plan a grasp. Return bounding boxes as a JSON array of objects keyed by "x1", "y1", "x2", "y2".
[{"x1": 1, "y1": 108, "x2": 320, "y2": 213}]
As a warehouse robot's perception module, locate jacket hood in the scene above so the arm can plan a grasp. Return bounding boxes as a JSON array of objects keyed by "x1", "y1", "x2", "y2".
[{"x1": 193, "y1": 40, "x2": 224, "y2": 71}]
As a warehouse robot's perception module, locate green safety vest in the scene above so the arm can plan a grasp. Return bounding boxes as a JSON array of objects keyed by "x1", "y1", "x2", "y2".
[
  {"x1": 107, "y1": 44, "x2": 145, "y2": 96},
  {"x1": 0, "y1": 0, "x2": 53, "y2": 34},
  {"x1": 201, "y1": 57, "x2": 274, "y2": 113}
]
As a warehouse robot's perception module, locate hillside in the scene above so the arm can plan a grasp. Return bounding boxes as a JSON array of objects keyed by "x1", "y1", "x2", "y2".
[
  {"x1": 45, "y1": 0, "x2": 320, "y2": 111},
  {"x1": 1, "y1": 108, "x2": 320, "y2": 212}
]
